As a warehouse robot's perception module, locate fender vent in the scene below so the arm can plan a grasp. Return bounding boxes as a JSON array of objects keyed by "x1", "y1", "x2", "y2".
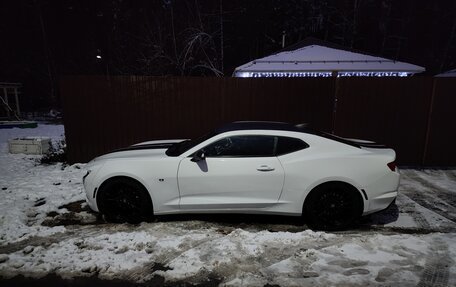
[{"x1": 361, "y1": 189, "x2": 368, "y2": 200}]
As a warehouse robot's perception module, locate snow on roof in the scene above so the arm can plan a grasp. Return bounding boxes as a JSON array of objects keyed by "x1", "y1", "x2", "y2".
[
  {"x1": 234, "y1": 44, "x2": 425, "y2": 75},
  {"x1": 435, "y1": 69, "x2": 456, "y2": 77}
]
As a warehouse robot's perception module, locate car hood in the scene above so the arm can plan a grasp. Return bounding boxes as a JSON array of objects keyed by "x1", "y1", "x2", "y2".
[
  {"x1": 132, "y1": 139, "x2": 187, "y2": 146},
  {"x1": 91, "y1": 139, "x2": 187, "y2": 162}
]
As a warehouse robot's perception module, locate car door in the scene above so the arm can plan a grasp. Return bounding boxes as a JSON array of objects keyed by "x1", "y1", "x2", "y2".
[{"x1": 177, "y1": 135, "x2": 285, "y2": 210}]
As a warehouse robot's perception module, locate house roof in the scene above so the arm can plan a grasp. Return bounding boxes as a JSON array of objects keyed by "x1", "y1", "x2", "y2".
[
  {"x1": 234, "y1": 38, "x2": 425, "y2": 75},
  {"x1": 435, "y1": 69, "x2": 456, "y2": 77}
]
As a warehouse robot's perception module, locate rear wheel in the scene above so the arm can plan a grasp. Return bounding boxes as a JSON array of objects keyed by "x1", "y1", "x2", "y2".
[
  {"x1": 97, "y1": 177, "x2": 153, "y2": 223},
  {"x1": 304, "y1": 182, "x2": 363, "y2": 231}
]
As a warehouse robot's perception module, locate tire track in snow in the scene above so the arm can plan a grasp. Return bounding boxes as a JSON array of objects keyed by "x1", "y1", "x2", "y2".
[
  {"x1": 0, "y1": 224, "x2": 119, "y2": 254},
  {"x1": 400, "y1": 172, "x2": 456, "y2": 223},
  {"x1": 400, "y1": 189, "x2": 456, "y2": 223},
  {"x1": 404, "y1": 170, "x2": 456, "y2": 207},
  {"x1": 399, "y1": 198, "x2": 431, "y2": 230},
  {"x1": 445, "y1": 170, "x2": 456, "y2": 183},
  {"x1": 417, "y1": 237, "x2": 452, "y2": 287},
  {"x1": 0, "y1": 219, "x2": 449, "y2": 257},
  {"x1": 0, "y1": 231, "x2": 79, "y2": 254}
]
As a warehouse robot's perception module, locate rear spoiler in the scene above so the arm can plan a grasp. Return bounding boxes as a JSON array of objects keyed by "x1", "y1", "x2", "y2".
[
  {"x1": 342, "y1": 138, "x2": 388, "y2": 149},
  {"x1": 295, "y1": 124, "x2": 389, "y2": 149}
]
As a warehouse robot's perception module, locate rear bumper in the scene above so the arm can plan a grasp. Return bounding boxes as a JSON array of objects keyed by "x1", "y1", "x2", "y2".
[
  {"x1": 362, "y1": 171, "x2": 400, "y2": 215},
  {"x1": 363, "y1": 190, "x2": 397, "y2": 215}
]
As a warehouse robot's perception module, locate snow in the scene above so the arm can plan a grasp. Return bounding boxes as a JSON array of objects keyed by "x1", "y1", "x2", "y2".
[
  {"x1": 1, "y1": 124, "x2": 456, "y2": 286},
  {"x1": 0, "y1": 124, "x2": 85, "y2": 244},
  {"x1": 235, "y1": 45, "x2": 425, "y2": 74}
]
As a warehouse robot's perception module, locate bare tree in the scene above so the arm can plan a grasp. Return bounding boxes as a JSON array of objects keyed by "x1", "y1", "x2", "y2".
[
  {"x1": 35, "y1": 0, "x2": 57, "y2": 104},
  {"x1": 440, "y1": 15, "x2": 456, "y2": 71}
]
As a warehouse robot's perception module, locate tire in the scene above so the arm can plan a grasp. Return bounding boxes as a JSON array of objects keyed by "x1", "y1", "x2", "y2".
[
  {"x1": 97, "y1": 177, "x2": 154, "y2": 224},
  {"x1": 304, "y1": 182, "x2": 363, "y2": 231}
]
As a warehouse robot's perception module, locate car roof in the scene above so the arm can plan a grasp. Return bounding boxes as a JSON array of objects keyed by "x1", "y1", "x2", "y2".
[
  {"x1": 215, "y1": 121, "x2": 366, "y2": 149},
  {"x1": 215, "y1": 121, "x2": 309, "y2": 134}
]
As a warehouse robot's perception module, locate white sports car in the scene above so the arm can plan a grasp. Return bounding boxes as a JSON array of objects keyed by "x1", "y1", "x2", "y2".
[{"x1": 83, "y1": 121, "x2": 400, "y2": 230}]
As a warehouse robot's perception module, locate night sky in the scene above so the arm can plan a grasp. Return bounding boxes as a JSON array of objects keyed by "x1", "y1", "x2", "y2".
[{"x1": 1, "y1": 0, "x2": 455, "y2": 110}]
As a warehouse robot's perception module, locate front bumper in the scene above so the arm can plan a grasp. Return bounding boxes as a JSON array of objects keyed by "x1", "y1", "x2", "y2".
[{"x1": 82, "y1": 162, "x2": 104, "y2": 212}]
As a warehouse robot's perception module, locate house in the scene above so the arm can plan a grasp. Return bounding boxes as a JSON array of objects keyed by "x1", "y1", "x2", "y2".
[
  {"x1": 233, "y1": 38, "x2": 425, "y2": 78},
  {"x1": 435, "y1": 69, "x2": 456, "y2": 77}
]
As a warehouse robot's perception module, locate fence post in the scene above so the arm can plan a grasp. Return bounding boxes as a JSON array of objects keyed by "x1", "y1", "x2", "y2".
[
  {"x1": 422, "y1": 78, "x2": 437, "y2": 166},
  {"x1": 331, "y1": 73, "x2": 339, "y2": 134}
]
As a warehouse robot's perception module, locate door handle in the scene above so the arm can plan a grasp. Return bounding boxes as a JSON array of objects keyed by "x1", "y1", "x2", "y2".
[{"x1": 257, "y1": 165, "x2": 275, "y2": 171}]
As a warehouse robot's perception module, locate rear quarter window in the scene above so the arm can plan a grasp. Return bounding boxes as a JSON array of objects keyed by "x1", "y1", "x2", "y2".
[{"x1": 276, "y1": 136, "x2": 309, "y2": 155}]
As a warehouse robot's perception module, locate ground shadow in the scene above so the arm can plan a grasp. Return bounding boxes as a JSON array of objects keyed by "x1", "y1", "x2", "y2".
[
  {"x1": 41, "y1": 200, "x2": 401, "y2": 233},
  {"x1": 154, "y1": 202, "x2": 400, "y2": 233},
  {"x1": 156, "y1": 213, "x2": 308, "y2": 232},
  {"x1": 359, "y1": 202, "x2": 400, "y2": 226}
]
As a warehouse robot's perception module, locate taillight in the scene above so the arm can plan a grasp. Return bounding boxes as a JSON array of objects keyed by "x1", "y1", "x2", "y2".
[{"x1": 387, "y1": 161, "x2": 396, "y2": 171}]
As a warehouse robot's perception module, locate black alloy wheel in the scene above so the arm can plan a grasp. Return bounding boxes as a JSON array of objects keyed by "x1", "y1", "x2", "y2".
[
  {"x1": 97, "y1": 177, "x2": 153, "y2": 224},
  {"x1": 305, "y1": 183, "x2": 362, "y2": 231}
]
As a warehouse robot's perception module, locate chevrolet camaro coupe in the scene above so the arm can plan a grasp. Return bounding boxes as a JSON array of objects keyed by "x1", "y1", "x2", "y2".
[{"x1": 83, "y1": 121, "x2": 400, "y2": 230}]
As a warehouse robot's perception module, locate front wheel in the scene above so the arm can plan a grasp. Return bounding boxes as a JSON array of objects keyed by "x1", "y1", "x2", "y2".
[
  {"x1": 304, "y1": 182, "x2": 363, "y2": 231},
  {"x1": 97, "y1": 177, "x2": 154, "y2": 223}
]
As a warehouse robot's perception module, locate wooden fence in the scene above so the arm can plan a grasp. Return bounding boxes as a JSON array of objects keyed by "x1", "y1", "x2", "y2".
[{"x1": 60, "y1": 76, "x2": 456, "y2": 166}]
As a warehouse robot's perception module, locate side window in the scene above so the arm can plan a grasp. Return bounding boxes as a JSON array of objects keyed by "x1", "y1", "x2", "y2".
[
  {"x1": 276, "y1": 136, "x2": 309, "y2": 155},
  {"x1": 203, "y1": 135, "x2": 275, "y2": 157}
]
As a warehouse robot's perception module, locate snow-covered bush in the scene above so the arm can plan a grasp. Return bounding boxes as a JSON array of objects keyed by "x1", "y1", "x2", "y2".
[{"x1": 40, "y1": 137, "x2": 67, "y2": 164}]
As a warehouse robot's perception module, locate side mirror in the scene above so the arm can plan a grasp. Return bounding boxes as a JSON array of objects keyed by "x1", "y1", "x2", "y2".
[{"x1": 191, "y1": 150, "x2": 206, "y2": 162}]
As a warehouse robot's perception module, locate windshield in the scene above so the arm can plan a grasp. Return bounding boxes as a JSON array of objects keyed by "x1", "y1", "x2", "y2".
[{"x1": 166, "y1": 131, "x2": 216, "y2": 156}]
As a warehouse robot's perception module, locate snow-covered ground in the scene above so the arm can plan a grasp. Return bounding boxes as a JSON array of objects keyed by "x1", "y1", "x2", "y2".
[{"x1": 1, "y1": 124, "x2": 456, "y2": 286}]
